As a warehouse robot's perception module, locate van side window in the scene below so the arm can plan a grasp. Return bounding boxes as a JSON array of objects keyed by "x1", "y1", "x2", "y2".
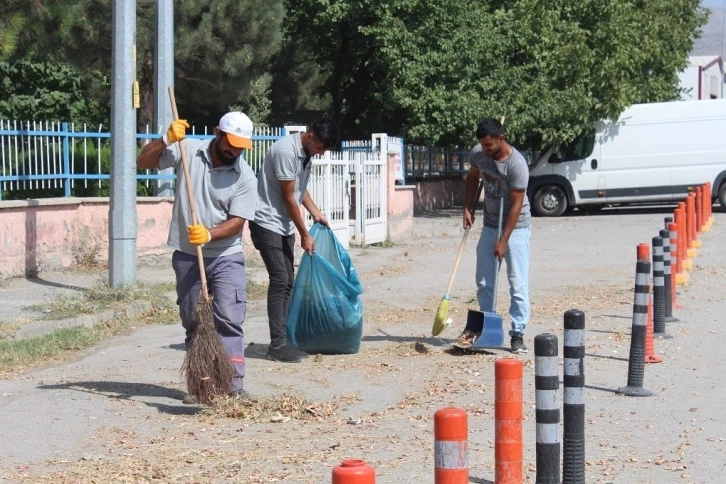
[{"x1": 560, "y1": 129, "x2": 596, "y2": 161}]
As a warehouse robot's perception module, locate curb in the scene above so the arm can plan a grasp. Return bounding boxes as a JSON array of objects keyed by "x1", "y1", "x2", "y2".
[{"x1": 11, "y1": 300, "x2": 154, "y2": 341}]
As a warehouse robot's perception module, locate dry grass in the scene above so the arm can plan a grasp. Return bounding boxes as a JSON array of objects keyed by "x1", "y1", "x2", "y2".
[
  {"x1": 26, "y1": 281, "x2": 177, "y2": 321},
  {"x1": 0, "y1": 318, "x2": 32, "y2": 340},
  {"x1": 246, "y1": 280, "x2": 269, "y2": 300},
  {"x1": 202, "y1": 392, "x2": 361, "y2": 423}
]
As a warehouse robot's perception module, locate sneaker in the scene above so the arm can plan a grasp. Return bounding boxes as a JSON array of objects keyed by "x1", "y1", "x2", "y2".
[
  {"x1": 510, "y1": 334, "x2": 529, "y2": 354},
  {"x1": 267, "y1": 344, "x2": 303, "y2": 363},
  {"x1": 296, "y1": 347, "x2": 310, "y2": 358}
]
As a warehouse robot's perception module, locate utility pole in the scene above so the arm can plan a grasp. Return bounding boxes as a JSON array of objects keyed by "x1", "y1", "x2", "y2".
[
  {"x1": 154, "y1": 0, "x2": 175, "y2": 196},
  {"x1": 109, "y1": 0, "x2": 137, "y2": 287}
]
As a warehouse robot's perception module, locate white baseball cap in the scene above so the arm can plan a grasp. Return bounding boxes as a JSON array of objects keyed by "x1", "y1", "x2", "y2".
[{"x1": 219, "y1": 112, "x2": 254, "y2": 150}]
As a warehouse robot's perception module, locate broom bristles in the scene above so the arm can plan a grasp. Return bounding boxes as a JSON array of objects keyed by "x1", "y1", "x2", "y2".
[
  {"x1": 432, "y1": 298, "x2": 450, "y2": 336},
  {"x1": 181, "y1": 296, "x2": 235, "y2": 405}
]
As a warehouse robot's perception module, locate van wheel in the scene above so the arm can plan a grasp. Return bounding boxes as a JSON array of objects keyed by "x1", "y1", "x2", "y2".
[
  {"x1": 533, "y1": 185, "x2": 568, "y2": 217},
  {"x1": 719, "y1": 182, "x2": 726, "y2": 210}
]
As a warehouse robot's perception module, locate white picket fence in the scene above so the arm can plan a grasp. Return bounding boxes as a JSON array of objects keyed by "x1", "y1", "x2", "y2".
[{"x1": 307, "y1": 149, "x2": 387, "y2": 248}]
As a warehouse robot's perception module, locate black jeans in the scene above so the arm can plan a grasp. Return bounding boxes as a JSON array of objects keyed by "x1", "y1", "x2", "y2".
[{"x1": 249, "y1": 222, "x2": 296, "y2": 349}]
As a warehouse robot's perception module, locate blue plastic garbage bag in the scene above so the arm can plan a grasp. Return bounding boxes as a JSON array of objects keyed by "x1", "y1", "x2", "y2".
[{"x1": 286, "y1": 223, "x2": 364, "y2": 354}]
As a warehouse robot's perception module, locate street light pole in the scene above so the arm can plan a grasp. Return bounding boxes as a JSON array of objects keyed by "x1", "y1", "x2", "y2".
[
  {"x1": 154, "y1": 0, "x2": 174, "y2": 196},
  {"x1": 109, "y1": 0, "x2": 137, "y2": 287}
]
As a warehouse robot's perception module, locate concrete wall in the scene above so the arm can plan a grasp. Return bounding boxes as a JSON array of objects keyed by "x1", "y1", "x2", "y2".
[
  {"x1": 0, "y1": 197, "x2": 254, "y2": 278},
  {"x1": 0, "y1": 170, "x2": 470, "y2": 277},
  {"x1": 386, "y1": 153, "x2": 415, "y2": 242}
]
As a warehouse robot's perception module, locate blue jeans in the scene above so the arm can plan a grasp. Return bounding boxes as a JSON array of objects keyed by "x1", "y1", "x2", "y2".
[{"x1": 475, "y1": 225, "x2": 531, "y2": 336}]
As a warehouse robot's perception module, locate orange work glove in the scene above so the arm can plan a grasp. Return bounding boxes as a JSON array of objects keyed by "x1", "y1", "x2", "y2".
[
  {"x1": 187, "y1": 224, "x2": 211, "y2": 246},
  {"x1": 163, "y1": 119, "x2": 190, "y2": 146}
]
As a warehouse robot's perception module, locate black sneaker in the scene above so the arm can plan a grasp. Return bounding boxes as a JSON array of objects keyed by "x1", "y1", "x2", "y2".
[
  {"x1": 292, "y1": 346, "x2": 310, "y2": 358},
  {"x1": 510, "y1": 334, "x2": 528, "y2": 354},
  {"x1": 267, "y1": 344, "x2": 303, "y2": 363}
]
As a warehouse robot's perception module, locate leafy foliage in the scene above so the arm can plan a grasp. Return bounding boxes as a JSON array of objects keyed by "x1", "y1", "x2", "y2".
[
  {"x1": 1, "y1": 0, "x2": 709, "y2": 151},
  {"x1": 287, "y1": 0, "x2": 707, "y2": 149},
  {"x1": 0, "y1": 59, "x2": 108, "y2": 125},
  {"x1": 34, "y1": 0, "x2": 285, "y2": 129}
]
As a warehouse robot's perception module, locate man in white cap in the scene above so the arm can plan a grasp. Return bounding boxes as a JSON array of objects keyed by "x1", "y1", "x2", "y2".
[{"x1": 137, "y1": 112, "x2": 257, "y2": 402}]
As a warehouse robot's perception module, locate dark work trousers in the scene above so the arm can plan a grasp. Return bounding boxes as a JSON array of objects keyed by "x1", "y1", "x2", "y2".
[
  {"x1": 249, "y1": 222, "x2": 296, "y2": 349},
  {"x1": 171, "y1": 250, "x2": 247, "y2": 392}
]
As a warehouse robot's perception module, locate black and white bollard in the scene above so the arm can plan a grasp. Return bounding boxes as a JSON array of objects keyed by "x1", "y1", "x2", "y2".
[
  {"x1": 660, "y1": 228, "x2": 677, "y2": 323},
  {"x1": 652, "y1": 236, "x2": 672, "y2": 339},
  {"x1": 534, "y1": 333, "x2": 560, "y2": 484},
  {"x1": 617, "y1": 261, "x2": 654, "y2": 397},
  {"x1": 563, "y1": 310, "x2": 585, "y2": 484}
]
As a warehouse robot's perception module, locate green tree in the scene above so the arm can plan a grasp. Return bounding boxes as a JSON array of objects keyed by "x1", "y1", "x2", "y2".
[
  {"x1": 287, "y1": 0, "x2": 707, "y2": 149},
  {"x1": 284, "y1": 0, "x2": 396, "y2": 139},
  {"x1": 268, "y1": 41, "x2": 332, "y2": 125},
  {"x1": 0, "y1": 1, "x2": 49, "y2": 61},
  {"x1": 0, "y1": 59, "x2": 108, "y2": 125},
  {"x1": 31, "y1": 0, "x2": 284, "y2": 129}
]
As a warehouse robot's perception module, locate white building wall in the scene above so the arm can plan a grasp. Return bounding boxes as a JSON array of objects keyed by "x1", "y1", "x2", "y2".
[
  {"x1": 678, "y1": 66, "x2": 701, "y2": 100},
  {"x1": 702, "y1": 63, "x2": 723, "y2": 99}
]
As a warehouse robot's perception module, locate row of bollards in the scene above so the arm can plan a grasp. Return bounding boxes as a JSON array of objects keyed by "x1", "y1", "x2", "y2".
[
  {"x1": 333, "y1": 311, "x2": 589, "y2": 484},
  {"x1": 329, "y1": 183, "x2": 716, "y2": 483}
]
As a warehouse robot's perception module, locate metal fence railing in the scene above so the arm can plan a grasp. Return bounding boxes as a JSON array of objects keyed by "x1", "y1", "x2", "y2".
[
  {"x1": 405, "y1": 145, "x2": 471, "y2": 178},
  {"x1": 404, "y1": 144, "x2": 543, "y2": 179},
  {"x1": 0, "y1": 120, "x2": 285, "y2": 200}
]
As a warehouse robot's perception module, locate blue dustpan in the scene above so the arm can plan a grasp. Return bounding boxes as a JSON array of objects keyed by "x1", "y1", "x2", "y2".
[{"x1": 471, "y1": 196, "x2": 507, "y2": 351}]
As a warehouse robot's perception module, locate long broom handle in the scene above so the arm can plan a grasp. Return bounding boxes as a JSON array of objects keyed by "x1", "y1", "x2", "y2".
[
  {"x1": 444, "y1": 179, "x2": 485, "y2": 295},
  {"x1": 492, "y1": 195, "x2": 504, "y2": 311},
  {"x1": 167, "y1": 86, "x2": 210, "y2": 298}
]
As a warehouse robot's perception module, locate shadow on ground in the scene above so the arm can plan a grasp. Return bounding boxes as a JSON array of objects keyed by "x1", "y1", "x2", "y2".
[
  {"x1": 470, "y1": 477, "x2": 494, "y2": 484},
  {"x1": 26, "y1": 277, "x2": 88, "y2": 292},
  {"x1": 38, "y1": 381, "x2": 198, "y2": 415},
  {"x1": 361, "y1": 333, "x2": 452, "y2": 347}
]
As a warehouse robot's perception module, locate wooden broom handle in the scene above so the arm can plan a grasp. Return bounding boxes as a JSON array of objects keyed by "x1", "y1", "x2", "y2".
[
  {"x1": 167, "y1": 86, "x2": 209, "y2": 297},
  {"x1": 445, "y1": 179, "x2": 485, "y2": 294}
]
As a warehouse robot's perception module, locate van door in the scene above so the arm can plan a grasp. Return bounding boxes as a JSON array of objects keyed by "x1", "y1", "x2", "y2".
[{"x1": 597, "y1": 118, "x2": 672, "y2": 203}]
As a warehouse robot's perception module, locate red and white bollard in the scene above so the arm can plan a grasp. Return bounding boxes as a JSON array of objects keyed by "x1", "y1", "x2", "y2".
[{"x1": 434, "y1": 407, "x2": 468, "y2": 483}]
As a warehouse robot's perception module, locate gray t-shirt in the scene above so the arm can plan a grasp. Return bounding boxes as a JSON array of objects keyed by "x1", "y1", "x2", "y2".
[
  {"x1": 159, "y1": 138, "x2": 258, "y2": 258},
  {"x1": 254, "y1": 133, "x2": 312, "y2": 236},
  {"x1": 470, "y1": 144, "x2": 531, "y2": 229}
]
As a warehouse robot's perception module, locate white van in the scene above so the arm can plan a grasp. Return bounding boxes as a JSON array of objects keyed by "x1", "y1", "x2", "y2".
[{"x1": 527, "y1": 99, "x2": 726, "y2": 216}]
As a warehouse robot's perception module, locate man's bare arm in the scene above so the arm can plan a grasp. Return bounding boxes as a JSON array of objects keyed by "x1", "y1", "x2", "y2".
[{"x1": 136, "y1": 138, "x2": 167, "y2": 170}]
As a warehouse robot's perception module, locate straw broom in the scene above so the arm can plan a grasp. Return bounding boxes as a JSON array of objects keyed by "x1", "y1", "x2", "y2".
[
  {"x1": 431, "y1": 179, "x2": 484, "y2": 336},
  {"x1": 168, "y1": 87, "x2": 235, "y2": 404},
  {"x1": 431, "y1": 116, "x2": 505, "y2": 337}
]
